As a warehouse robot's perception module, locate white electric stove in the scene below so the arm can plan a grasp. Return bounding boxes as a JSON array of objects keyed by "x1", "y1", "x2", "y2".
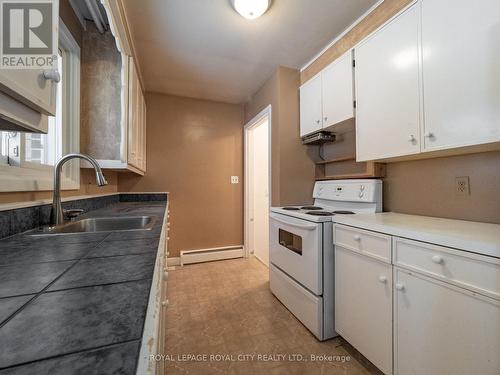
[{"x1": 269, "y1": 179, "x2": 383, "y2": 340}]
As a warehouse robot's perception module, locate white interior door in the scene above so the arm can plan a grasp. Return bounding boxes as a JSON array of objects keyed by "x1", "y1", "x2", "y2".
[{"x1": 246, "y1": 118, "x2": 269, "y2": 265}]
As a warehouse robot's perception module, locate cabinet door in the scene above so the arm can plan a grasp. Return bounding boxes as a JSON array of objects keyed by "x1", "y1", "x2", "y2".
[
  {"x1": 299, "y1": 74, "x2": 322, "y2": 137},
  {"x1": 421, "y1": 0, "x2": 500, "y2": 151},
  {"x1": 0, "y1": 69, "x2": 58, "y2": 117},
  {"x1": 355, "y1": 4, "x2": 421, "y2": 161},
  {"x1": 394, "y1": 269, "x2": 500, "y2": 375},
  {"x1": 336, "y1": 247, "x2": 393, "y2": 374},
  {"x1": 127, "y1": 58, "x2": 139, "y2": 169},
  {"x1": 321, "y1": 50, "x2": 354, "y2": 128}
]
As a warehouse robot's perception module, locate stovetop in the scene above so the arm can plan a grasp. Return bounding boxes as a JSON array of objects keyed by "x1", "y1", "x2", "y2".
[{"x1": 270, "y1": 206, "x2": 355, "y2": 223}]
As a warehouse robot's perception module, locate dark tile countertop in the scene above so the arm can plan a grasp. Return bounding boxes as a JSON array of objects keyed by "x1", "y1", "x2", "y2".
[{"x1": 0, "y1": 201, "x2": 166, "y2": 375}]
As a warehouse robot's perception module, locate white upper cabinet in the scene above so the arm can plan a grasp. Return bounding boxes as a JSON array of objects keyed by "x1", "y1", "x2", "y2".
[
  {"x1": 300, "y1": 50, "x2": 355, "y2": 137},
  {"x1": 0, "y1": 3, "x2": 59, "y2": 133},
  {"x1": 300, "y1": 74, "x2": 323, "y2": 136},
  {"x1": 0, "y1": 68, "x2": 58, "y2": 117},
  {"x1": 421, "y1": 0, "x2": 500, "y2": 151},
  {"x1": 355, "y1": 4, "x2": 421, "y2": 161},
  {"x1": 322, "y1": 50, "x2": 355, "y2": 128}
]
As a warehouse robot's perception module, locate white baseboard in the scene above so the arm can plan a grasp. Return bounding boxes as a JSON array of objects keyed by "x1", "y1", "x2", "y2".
[{"x1": 180, "y1": 245, "x2": 244, "y2": 266}]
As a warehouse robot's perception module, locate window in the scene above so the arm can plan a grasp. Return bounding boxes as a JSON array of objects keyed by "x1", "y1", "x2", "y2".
[{"x1": 0, "y1": 21, "x2": 80, "y2": 192}]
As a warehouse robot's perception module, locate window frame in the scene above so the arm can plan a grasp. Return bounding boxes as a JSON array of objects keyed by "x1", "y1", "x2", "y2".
[{"x1": 0, "y1": 20, "x2": 81, "y2": 192}]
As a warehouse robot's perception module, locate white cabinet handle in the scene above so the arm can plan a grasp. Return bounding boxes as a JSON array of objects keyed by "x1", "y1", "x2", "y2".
[
  {"x1": 395, "y1": 283, "x2": 405, "y2": 291},
  {"x1": 161, "y1": 299, "x2": 169, "y2": 307},
  {"x1": 408, "y1": 134, "x2": 416, "y2": 142},
  {"x1": 353, "y1": 234, "x2": 361, "y2": 241},
  {"x1": 324, "y1": 116, "x2": 328, "y2": 122},
  {"x1": 43, "y1": 69, "x2": 61, "y2": 82},
  {"x1": 424, "y1": 132, "x2": 434, "y2": 138},
  {"x1": 431, "y1": 255, "x2": 444, "y2": 264},
  {"x1": 378, "y1": 275, "x2": 387, "y2": 283},
  {"x1": 315, "y1": 119, "x2": 320, "y2": 124}
]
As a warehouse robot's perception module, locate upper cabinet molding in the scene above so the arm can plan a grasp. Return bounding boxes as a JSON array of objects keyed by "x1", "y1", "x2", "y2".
[
  {"x1": 101, "y1": 0, "x2": 132, "y2": 56},
  {"x1": 101, "y1": 0, "x2": 145, "y2": 93}
]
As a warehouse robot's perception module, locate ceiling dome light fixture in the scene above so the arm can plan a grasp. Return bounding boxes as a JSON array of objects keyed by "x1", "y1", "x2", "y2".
[{"x1": 232, "y1": 0, "x2": 270, "y2": 20}]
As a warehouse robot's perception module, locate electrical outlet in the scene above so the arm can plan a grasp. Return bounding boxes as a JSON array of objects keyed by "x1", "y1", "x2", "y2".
[
  {"x1": 231, "y1": 176, "x2": 239, "y2": 184},
  {"x1": 455, "y1": 176, "x2": 470, "y2": 196}
]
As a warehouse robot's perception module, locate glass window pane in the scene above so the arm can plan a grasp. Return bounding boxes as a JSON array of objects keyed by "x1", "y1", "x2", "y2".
[{"x1": 278, "y1": 229, "x2": 303, "y2": 255}]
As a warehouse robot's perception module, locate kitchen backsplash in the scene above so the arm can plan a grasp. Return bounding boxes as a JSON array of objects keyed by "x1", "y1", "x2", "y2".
[{"x1": 0, "y1": 193, "x2": 167, "y2": 239}]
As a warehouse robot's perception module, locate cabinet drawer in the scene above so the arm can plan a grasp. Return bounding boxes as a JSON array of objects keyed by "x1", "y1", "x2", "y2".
[
  {"x1": 394, "y1": 237, "x2": 500, "y2": 300},
  {"x1": 334, "y1": 224, "x2": 391, "y2": 263}
]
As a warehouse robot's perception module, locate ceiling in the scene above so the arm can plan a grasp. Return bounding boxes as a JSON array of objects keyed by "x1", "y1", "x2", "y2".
[{"x1": 121, "y1": 0, "x2": 379, "y2": 104}]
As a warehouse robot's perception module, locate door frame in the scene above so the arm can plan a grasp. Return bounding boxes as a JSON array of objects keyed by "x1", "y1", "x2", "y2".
[{"x1": 244, "y1": 105, "x2": 272, "y2": 259}]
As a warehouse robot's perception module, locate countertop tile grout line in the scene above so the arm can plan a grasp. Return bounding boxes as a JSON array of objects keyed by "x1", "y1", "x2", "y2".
[
  {"x1": 0, "y1": 233, "x2": 113, "y2": 329},
  {"x1": 0, "y1": 249, "x2": 158, "y2": 268},
  {"x1": 0, "y1": 338, "x2": 141, "y2": 371}
]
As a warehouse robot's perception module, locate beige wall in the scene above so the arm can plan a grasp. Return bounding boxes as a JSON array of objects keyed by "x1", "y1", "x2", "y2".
[
  {"x1": 384, "y1": 151, "x2": 500, "y2": 224},
  {"x1": 118, "y1": 93, "x2": 244, "y2": 257},
  {"x1": 0, "y1": 169, "x2": 118, "y2": 204},
  {"x1": 245, "y1": 66, "x2": 316, "y2": 206}
]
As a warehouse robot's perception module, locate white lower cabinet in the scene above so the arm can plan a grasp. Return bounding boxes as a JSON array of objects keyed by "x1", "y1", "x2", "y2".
[
  {"x1": 335, "y1": 246, "x2": 393, "y2": 375},
  {"x1": 394, "y1": 268, "x2": 500, "y2": 375},
  {"x1": 335, "y1": 224, "x2": 500, "y2": 375}
]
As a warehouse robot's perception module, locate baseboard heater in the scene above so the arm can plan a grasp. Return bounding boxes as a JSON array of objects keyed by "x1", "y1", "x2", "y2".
[{"x1": 180, "y1": 245, "x2": 244, "y2": 266}]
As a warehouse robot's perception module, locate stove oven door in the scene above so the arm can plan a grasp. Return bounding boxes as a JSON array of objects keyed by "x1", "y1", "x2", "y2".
[{"x1": 269, "y1": 212, "x2": 322, "y2": 294}]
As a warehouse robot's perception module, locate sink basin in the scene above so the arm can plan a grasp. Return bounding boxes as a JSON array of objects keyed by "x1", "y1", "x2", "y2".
[{"x1": 27, "y1": 216, "x2": 157, "y2": 236}]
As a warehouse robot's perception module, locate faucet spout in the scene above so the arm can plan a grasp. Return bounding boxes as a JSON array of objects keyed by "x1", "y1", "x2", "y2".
[{"x1": 51, "y1": 153, "x2": 108, "y2": 226}]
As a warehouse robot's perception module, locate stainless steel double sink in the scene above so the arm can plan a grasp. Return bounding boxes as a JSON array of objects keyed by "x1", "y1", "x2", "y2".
[{"x1": 27, "y1": 216, "x2": 156, "y2": 236}]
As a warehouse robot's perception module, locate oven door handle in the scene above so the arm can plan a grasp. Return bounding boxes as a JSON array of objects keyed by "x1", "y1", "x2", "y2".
[{"x1": 270, "y1": 213, "x2": 317, "y2": 231}]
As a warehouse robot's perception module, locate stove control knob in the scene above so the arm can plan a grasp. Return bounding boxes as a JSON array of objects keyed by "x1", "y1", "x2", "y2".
[
  {"x1": 358, "y1": 192, "x2": 364, "y2": 198},
  {"x1": 360, "y1": 185, "x2": 365, "y2": 191}
]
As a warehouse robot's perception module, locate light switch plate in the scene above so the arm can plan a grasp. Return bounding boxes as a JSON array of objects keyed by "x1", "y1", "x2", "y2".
[{"x1": 231, "y1": 176, "x2": 239, "y2": 184}]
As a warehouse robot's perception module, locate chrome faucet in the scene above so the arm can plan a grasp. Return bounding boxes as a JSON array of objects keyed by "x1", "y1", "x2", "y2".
[{"x1": 50, "y1": 153, "x2": 108, "y2": 226}]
